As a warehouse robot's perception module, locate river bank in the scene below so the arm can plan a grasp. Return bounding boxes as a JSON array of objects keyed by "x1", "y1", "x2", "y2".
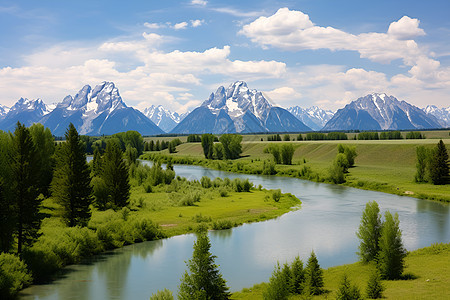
[
  {"x1": 141, "y1": 139, "x2": 450, "y2": 203},
  {"x1": 231, "y1": 243, "x2": 450, "y2": 299}
]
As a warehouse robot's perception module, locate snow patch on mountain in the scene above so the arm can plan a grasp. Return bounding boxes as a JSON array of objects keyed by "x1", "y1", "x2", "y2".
[
  {"x1": 142, "y1": 105, "x2": 188, "y2": 132},
  {"x1": 287, "y1": 106, "x2": 334, "y2": 131},
  {"x1": 423, "y1": 105, "x2": 450, "y2": 127}
]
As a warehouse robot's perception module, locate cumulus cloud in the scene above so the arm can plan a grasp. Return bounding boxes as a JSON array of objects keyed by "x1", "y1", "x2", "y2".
[
  {"x1": 191, "y1": 19, "x2": 204, "y2": 27},
  {"x1": 263, "y1": 87, "x2": 302, "y2": 105},
  {"x1": 387, "y1": 16, "x2": 425, "y2": 40},
  {"x1": 240, "y1": 8, "x2": 425, "y2": 65}
]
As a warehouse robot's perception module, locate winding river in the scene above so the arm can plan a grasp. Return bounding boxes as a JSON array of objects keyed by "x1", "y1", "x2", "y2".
[{"x1": 19, "y1": 163, "x2": 450, "y2": 299}]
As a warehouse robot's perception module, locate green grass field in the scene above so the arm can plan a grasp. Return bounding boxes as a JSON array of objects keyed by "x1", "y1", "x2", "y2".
[
  {"x1": 143, "y1": 137, "x2": 450, "y2": 202},
  {"x1": 231, "y1": 243, "x2": 450, "y2": 299}
]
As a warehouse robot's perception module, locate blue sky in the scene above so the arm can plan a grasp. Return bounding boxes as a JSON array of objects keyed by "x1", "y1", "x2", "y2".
[{"x1": 1, "y1": 0, "x2": 449, "y2": 112}]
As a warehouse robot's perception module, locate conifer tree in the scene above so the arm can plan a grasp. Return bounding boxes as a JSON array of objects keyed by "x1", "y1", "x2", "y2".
[
  {"x1": 356, "y1": 201, "x2": 382, "y2": 262},
  {"x1": 305, "y1": 251, "x2": 324, "y2": 295},
  {"x1": 178, "y1": 231, "x2": 230, "y2": 300},
  {"x1": 429, "y1": 139, "x2": 449, "y2": 185},
  {"x1": 0, "y1": 131, "x2": 14, "y2": 252},
  {"x1": 263, "y1": 262, "x2": 290, "y2": 300},
  {"x1": 11, "y1": 122, "x2": 41, "y2": 253},
  {"x1": 92, "y1": 147, "x2": 102, "y2": 177},
  {"x1": 101, "y1": 140, "x2": 130, "y2": 208},
  {"x1": 335, "y1": 273, "x2": 362, "y2": 300},
  {"x1": 366, "y1": 269, "x2": 384, "y2": 299},
  {"x1": 377, "y1": 211, "x2": 406, "y2": 279},
  {"x1": 290, "y1": 256, "x2": 305, "y2": 294},
  {"x1": 51, "y1": 123, "x2": 92, "y2": 227}
]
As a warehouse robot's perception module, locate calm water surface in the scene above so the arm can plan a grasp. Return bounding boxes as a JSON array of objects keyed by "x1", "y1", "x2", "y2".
[{"x1": 19, "y1": 163, "x2": 450, "y2": 299}]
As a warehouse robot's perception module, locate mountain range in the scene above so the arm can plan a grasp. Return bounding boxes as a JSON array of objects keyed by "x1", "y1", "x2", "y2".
[
  {"x1": 0, "y1": 82, "x2": 163, "y2": 136},
  {"x1": 171, "y1": 81, "x2": 311, "y2": 134},
  {"x1": 0, "y1": 82, "x2": 447, "y2": 135},
  {"x1": 323, "y1": 93, "x2": 442, "y2": 131}
]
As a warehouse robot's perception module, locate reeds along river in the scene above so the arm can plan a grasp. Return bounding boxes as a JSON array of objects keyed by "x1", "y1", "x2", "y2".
[{"x1": 19, "y1": 162, "x2": 450, "y2": 300}]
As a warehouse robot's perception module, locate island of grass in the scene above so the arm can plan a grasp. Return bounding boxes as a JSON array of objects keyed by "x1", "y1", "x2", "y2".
[
  {"x1": 231, "y1": 242, "x2": 450, "y2": 299},
  {"x1": 142, "y1": 132, "x2": 450, "y2": 203}
]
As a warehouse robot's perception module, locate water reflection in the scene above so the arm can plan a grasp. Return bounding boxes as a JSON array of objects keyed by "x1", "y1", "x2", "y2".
[{"x1": 19, "y1": 163, "x2": 450, "y2": 300}]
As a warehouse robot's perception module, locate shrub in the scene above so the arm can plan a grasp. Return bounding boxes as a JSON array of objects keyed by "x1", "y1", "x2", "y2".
[
  {"x1": 272, "y1": 189, "x2": 282, "y2": 202},
  {"x1": 0, "y1": 253, "x2": 32, "y2": 298},
  {"x1": 150, "y1": 288, "x2": 174, "y2": 300},
  {"x1": 201, "y1": 176, "x2": 212, "y2": 188},
  {"x1": 366, "y1": 269, "x2": 384, "y2": 299},
  {"x1": 212, "y1": 220, "x2": 234, "y2": 230}
]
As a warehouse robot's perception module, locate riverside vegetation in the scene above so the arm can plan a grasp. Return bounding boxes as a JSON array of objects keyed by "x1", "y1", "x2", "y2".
[
  {"x1": 0, "y1": 123, "x2": 300, "y2": 298},
  {"x1": 142, "y1": 131, "x2": 450, "y2": 202}
]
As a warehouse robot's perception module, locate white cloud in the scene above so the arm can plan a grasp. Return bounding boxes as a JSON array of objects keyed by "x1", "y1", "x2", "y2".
[
  {"x1": 191, "y1": 19, "x2": 204, "y2": 27},
  {"x1": 191, "y1": 0, "x2": 207, "y2": 6},
  {"x1": 212, "y1": 7, "x2": 265, "y2": 18},
  {"x1": 173, "y1": 22, "x2": 188, "y2": 30},
  {"x1": 144, "y1": 22, "x2": 164, "y2": 29},
  {"x1": 263, "y1": 87, "x2": 302, "y2": 105},
  {"x1": 240, "y1": 8, "x2": 425, "y2": 65},
  {"x1": 388, "y1": 16, "x2": 425, "y2": 40}
]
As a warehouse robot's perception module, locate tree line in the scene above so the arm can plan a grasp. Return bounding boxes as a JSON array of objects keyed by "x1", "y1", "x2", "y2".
[
  {"x1": 415, "y1": 139, "x2": 449, "y2": 185},
  {"x1": 200, "y1": 133, "x2": 242, "y2": 160}
]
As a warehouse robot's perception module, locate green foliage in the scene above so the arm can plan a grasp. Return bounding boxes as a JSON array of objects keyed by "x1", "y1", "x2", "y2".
[
  {"x1": 267, "y1": 134, "x2": 282, "y2": 141},
  {"x1": 306, "y1": 132, "x2": 327, "y2": 140},
  {"x1": 112, "y1": 130, "x2": 144, "y2": 155},
  {"x1": 290, "y1": 256, "x2": 305, "y2": 294},
  {"x1": 232, "y1": 178, "x2": 252, "y2": 192},
  {"x1": 366, "y1": 269, "x2": 384, "y2": 299},
  {"x1": 220, "y1": 134, "x2": 243, "y2": 159},
  {"x1": 264, "y1": 145, "x2": 281, "y2": 164},
  {"x1": 429, "y1": 140, "x2": 449, "y2": 185},
  {"x1": 297, "y1": 134, "x2": 303, "y2": 141},
  {"x1": 201, "y1": 134, "x2": 215, "y2": 159},
  {"x1": 406, "y1": 131, "x2": 424, "y2": 139},
  {"x1": 335, "y1": 273, "x2": 362, "y2": 300},
  {"x1": 414, "y1": 146, "x2": 431, "y2": 182},
  {"x1": 91, "y1": 176, "x2": 110, "y2": 210},
  {"x1": 280, "y1": 144, "x2": 295, "y2": 165},
  {"x1": 327, "y1": 132, "x2": 348, "y2": 140},
  {"x1": 356, "y1": 201, "x2": 382, "y2": 263},
  {"x1": 178, "y1": 232, "x2": 230, "y2": 300},
  {"x1": 124, "y1": 145, "x2": 139, "y2": 165},
  {"x1": 305, "y1": 251, "x2": 324, "y2": 295},
  {"x1": 283, "y1": 134, "x2": 290, "y2": 141},
  {"x1": 150, "y1": 288, "x2": 174, "y2": 300},
  {"x1": 272, "y1": 189, "x2": 282, "y2": 202},
  {"x1": 213, "y1": 143, "x2": 225, "y2": 160},
  {"x1": 338, "y1": 144, "x2": 357, "y2": 167},
  {"x1": 380, "y1": 131, "x2": 402, "y2": 140},
  {"x1": 29, "y1": 123, "x2": 55, "y2": 196},
  {"x1": 52, "y1": 123, "x2": 93, "y2": 227},
  {"x1": 11, "y1": 122, "x2": 42, "y2": 253},
  {"x1": 377, "y1": 211, "x2": 407, "y2": 280},
  {"x1": 201, "y1": 176, "x2": 212, "y2": 188},
  {"x1": 357, "y1": 132, "x2": 379, "y2": 140},
  {"x1": 101, "y1": 140, "x2": 131, "y2": 209},
  {"x1": 262, "y1": 159, "x2": 277, "y2": 175},
  {"x1": 0, "y1": 253, "x2": 32, "y2": 298},
  {"x1": 212, "y1": 220, "x2": 235, "y2": 230},
  {"x1": 92, "y1": 148, "x2": 103, "y2": 177},
  {"x1": 263, "y1": 262, "x2": 290, "y2": 300},
  {"x1": 187, "y1": 134, "x2": 202, "y2": 143}
]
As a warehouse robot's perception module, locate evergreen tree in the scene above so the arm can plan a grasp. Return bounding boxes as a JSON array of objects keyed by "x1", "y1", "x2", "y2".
[
  {"x1": 51, "y1": 123, "x2": 92, "y2": 227},
  {"x1": 11, "y1": 122, "x2": 41, "y2": 253},
  {"x1": 366, "y1": 269, "x2": 384, "y2": 299},
  {"x1": 356, "y1": 201, "x2": 382, "y2": 263},
  {"x1": 335, "y1": 273, "x2": 362, "y2": 300},
  {"x1": 149, "y1": 140, "x2": 155, "y2": 151},
  {"x1": 0, "y1": 132, "x2": 14, "y2": 253},
  {"x1": 178, "y1": 232, "x2": 230, "y2": 300},
  {"x1": 290, "y1": 256, "x2": 305, "y2": 294},
  {"x1": 150, "y1": 288, "x2": 174, "y2": 300},
  {"x1": 305, "y1": 251, "x2": 324, "y2": 295},
  {"x1": 415, "y1": 146, "x2": 431, "y2": 182},
  {"x1": 92, "y1": 148, "x2": 102, "y2": 177},
  {"x1": 29, "y1": 123, "x2": 55, "y2": 196},
  {"x1": 429, "y1": 140, "x2": 449, "y2": 185},
  {"x1": 263, "y1": 262, "x2": 290, "y2": 300},
  {"x1": 377, "y1": 211, "x2": 406, "y2": 279},
  {"x1": 101, "y1": 140, "x2": 130, "y2": 209}
]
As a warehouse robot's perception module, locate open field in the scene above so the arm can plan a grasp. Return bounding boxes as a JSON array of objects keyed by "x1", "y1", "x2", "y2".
[
  {"x1": 231, "y1": 243, "x2": 450, "y2": 299},
  {"x1": 141, "y1": 138, "x2": 450, "y2": 202}
]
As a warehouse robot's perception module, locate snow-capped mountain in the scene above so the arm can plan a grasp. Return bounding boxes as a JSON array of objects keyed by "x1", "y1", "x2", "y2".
[
  {"x1": 143, "y1": 105, "x2": 188, "y2": 132},
  {"x1": 0, "y1": 104, "x2": 9, "y2": 120},
  {"x1": 423, "y1": 105, "x2": 450, "y2": 127},
  {"x1": 171, "y1": 81, "x2": 311, "y2": 134},
  {"x1": 323, "y1": 93, "x2": 442, "y2": 131},
  {"x1": 39, "y1": 82, "x2": 164, "y2": 136},
  {"x1": 0, "y1": 98, "x2": 53, "y2": 132},
  {"x1": 287, "y1": 106, "x2": 334, "y2": 131}
]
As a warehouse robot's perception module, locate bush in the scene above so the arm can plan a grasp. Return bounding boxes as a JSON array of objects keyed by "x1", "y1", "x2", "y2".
[
  {"x1": 272, "y1": 189, "x2": 282, "y2": 202},
  {"x1": 0, "y1": 253, "x2": 32, "y2": 298},
  {"x1": 150, "y1": 288, "x2": 174, "y2": 300},
  {"x1": 201, "y1": 176, "x2": 212, "y2": 188},
  {"x1": 366, "y1": 269, "x2": 384, "y2": 299},
  {"x1": 212, "y1": 219, "x2": 234, "y2": 230}
]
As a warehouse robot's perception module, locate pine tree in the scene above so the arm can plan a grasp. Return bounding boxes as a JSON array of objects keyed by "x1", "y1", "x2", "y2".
[
  {"x1": 263, "y1": 262, "x2": 290, "y2": 300},
  {"x1": 178, "y1": 232, "x2": 230, "y2": 300},
  {"x1": 51, "y1": 123, "x2": 92, "y2": 227},
  {"x1": 0, "y1": 132, "x2": 14, "y2": 252},
  {"x1": 290, "y1": 256, "x2": 305, "y2": 294},
  {"x1": 429, "y1": 139, "x2": 449, "y2": 185},
  {"x1": 366, "y1": 269, "x2": 384, "y2": 299},
  {"x1": 356, "y1": 201, "x2": 382, "y2": 263},
  {"x1": 11, "y1": 122, "x2": 41, "y2": 253},
  {"x1": 377, "y1": 211, "x2": 407, "y2": 279},
  {"x1": 305, "y1": 251, "x2": 324, "y2": 295},
  {"x1": 101, "y1": 140, "x2": 130, "y2": 209},
  {"x1": 335, "y1": 273, "x2": 362, "y2": 300}
]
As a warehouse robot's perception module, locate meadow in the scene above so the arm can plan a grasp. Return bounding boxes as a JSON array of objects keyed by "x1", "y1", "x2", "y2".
[
  {"x1": 143, "y1": 132, "x2": 450, "y2": 202},
  {"x1": 231, "y1": 243, "x2": 450, "y2": 299}
]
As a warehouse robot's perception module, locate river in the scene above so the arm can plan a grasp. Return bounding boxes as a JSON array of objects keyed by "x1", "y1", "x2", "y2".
[{"x1": 19, "y1": 162, "x2": 450, "y2": 299}]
